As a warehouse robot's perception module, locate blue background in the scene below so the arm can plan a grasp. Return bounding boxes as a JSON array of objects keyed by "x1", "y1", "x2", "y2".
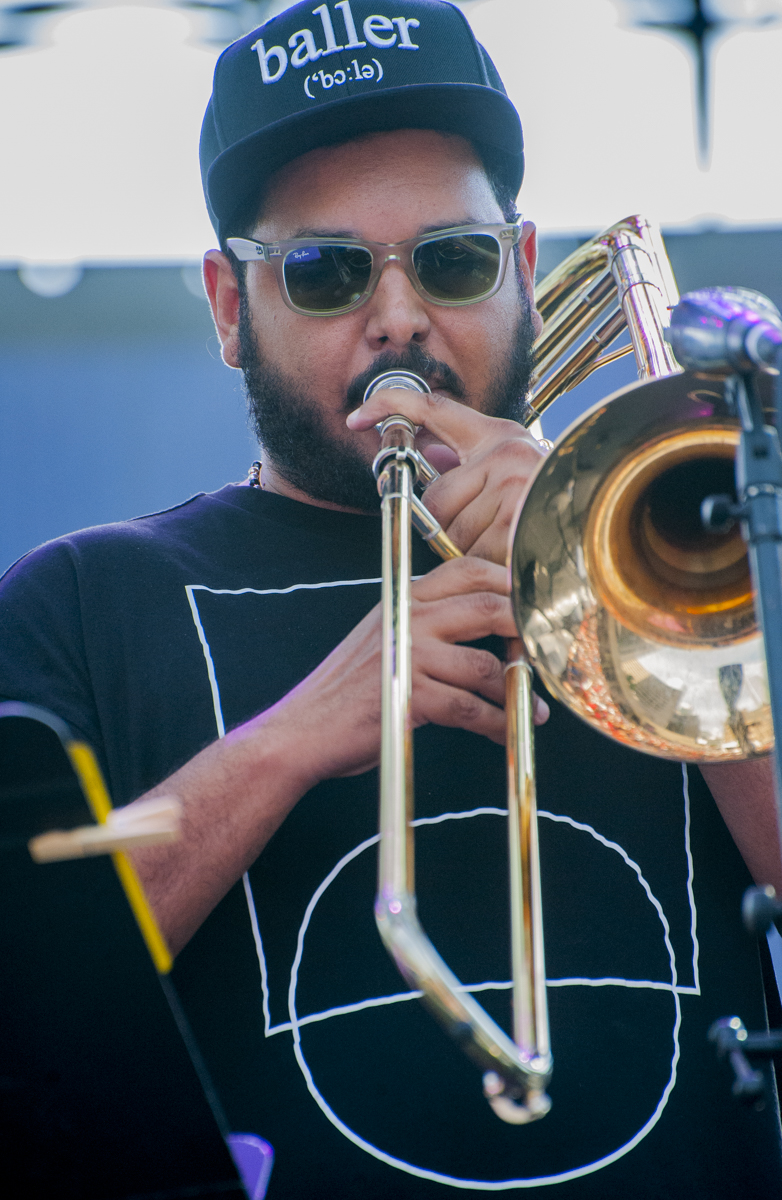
[{"x1": 2, "y1": 228, "x2": 781, "y2": 574}]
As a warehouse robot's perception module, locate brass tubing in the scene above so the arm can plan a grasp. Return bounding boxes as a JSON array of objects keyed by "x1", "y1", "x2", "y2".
[
  {"x1": 373, "y1": 419, "x2": 551, "y2": 1123},
  {"x1": 533, "y1": 271, "x2": 615, "y2": 384},
  {"x1": 411, "y1": 494, "x2": 462, "y2": 561},
  {"x1": 532, "y1": 216, "x2": 680, "y2": 404},
  {"x1": 529, "y1": 308, "x2": 629, "y2": 421},
  {"x1": 377, "y1": 450, "x2": 415, "y2": 903},
  {"x1": 610, "y1": 235, "x2": 679, "y2": 379},
  {"x1": 644, "y1": 220, "x2": 680, "y2": 311},
  {"x1": 505, "y1": 661, "x2": 550, "y2": 1071},
  {"x1": 534, "y1": 237, "x2": 614, "y2": 326}
]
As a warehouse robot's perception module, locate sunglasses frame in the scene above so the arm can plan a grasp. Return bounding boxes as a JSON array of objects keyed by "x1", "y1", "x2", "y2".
[{"x1": 226, "y1": 223, "x2": 522, "y2": 317}]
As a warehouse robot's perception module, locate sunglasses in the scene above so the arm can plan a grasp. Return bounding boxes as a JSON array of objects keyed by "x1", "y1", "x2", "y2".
[{"x1": 226, "y1": 223, "x2": 521, "y2": 317}]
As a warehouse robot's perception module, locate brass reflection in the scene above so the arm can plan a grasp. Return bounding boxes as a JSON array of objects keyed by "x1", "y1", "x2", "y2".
[{"x1": 511, "y1": 372, "x2": 772, "y2": 763}]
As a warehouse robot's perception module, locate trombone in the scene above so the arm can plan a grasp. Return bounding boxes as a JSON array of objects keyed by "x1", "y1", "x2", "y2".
[{"x1": 368, "y1": 216, "x2": 772, "y2": 1124}]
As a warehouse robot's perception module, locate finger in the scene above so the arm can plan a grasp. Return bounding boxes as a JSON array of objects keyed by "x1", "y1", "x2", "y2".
[
  {"x1": 412, "y1": 679, "x2": 507, "y2": 744},
  {"x1": 416, "y1": 643, "x2": 507, "y2": 707},
  {"x1": 445, "y1": 489, "x2": 505, "y2": 561},
  {"x1": 533, "y1": 694, "x2": 550, "y2": 726},
  {"x1": 415, "y1": 590, "x2": 518, "y2": 643},
  {"x1": 423, "y1": 436, "x2": 544, "y2": 535},
  {"x1": 421, "y1": 480, "x2": 516, "y2": 566},
  {"x1": 412, "y1": 555, "x2": 509, "y2": 602},
  {"x1": 347, "y1": 387, "x2": 518, "y2": 459},
  {"x1": 458, "y1": 494, "x2": 519, "y2": 565}
]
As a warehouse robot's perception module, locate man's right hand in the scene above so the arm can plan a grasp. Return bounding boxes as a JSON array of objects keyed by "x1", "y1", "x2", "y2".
[
  {"x1": 248, "y1": 555, "x2": 547, "y2": 790},
  {"x1": 129, "y1": 554, "x2": 548, "y2": 955}
]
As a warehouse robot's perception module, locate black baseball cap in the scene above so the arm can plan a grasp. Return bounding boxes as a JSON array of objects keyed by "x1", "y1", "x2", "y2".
[{"x1": 200, "y1": 0, "x2": 524, "y2": 241}]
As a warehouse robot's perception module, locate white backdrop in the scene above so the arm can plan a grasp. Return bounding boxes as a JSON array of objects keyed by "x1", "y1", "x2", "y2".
[{"x1": 0, "y1": 0, "x2": 780, "y2": 266}]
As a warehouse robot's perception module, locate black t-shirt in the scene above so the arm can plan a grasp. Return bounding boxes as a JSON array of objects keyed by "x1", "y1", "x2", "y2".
[{"x1": 1, "y1": 484, "x2": 781, "y2": 1198}]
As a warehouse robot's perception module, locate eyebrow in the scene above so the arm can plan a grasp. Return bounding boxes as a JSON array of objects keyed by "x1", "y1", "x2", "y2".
[
  {"x1": 418, "y1": 219, "x2": 482, "y2": 236},
  {"x1": 284, "y1": 219, "x2": 484, "y2": 242},
  {"x1": 288, "y1": 228, "x2": 357, "y2": 240}
]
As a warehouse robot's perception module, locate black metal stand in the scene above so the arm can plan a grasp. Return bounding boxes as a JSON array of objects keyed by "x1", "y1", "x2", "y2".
[
  {"x1": 709, "y1": 1017, "x2": 782, "y2": 1100},
  {"x1": 0, "y1": 703, "x2": 272, "y2": 1198},
  {"x1": 704, "y1": 366, "x2": 782, "y2": 1100}
]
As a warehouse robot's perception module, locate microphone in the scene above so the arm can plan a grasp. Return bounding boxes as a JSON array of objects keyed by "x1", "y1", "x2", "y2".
[{"x1": 667, "y1": 287, "x2": 782, "y2": 375}]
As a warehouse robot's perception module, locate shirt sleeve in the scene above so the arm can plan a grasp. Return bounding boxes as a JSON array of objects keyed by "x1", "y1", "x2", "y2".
[{"x1": 0, "y1": 540, "x2": 105, "y2": 761}]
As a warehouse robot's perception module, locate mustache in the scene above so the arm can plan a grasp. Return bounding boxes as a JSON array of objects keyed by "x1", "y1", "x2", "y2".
[{"x1": 344, "y1": 346, "x2": 467, "y2": 413}]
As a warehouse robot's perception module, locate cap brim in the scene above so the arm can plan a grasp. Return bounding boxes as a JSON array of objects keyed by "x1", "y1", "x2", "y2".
[{"x1": 206, "y1": 83, "x2": 523, "y2": 236}]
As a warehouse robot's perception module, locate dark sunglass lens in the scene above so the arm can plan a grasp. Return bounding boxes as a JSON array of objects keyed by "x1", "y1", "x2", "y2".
[
  {"x1": 413, "y1": 234, "x2": 501, "y2": 301},
  {"x1": 283, "y1": 244, "x2": 372, "y2": 312}
]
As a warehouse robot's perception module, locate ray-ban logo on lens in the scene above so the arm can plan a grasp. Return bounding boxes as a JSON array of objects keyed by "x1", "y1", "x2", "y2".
[{"x1": 251, "y1": 2, "x2": 420, "y2": 89}]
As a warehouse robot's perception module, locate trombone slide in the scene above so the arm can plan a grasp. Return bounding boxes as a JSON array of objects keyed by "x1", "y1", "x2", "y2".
[{"x1": 372, "y1": 414, "x2": 551, "y2": 1123}]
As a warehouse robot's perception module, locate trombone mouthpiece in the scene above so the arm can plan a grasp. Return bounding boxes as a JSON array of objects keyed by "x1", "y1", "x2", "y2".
[{"x1": 362, "y1": 371, "x2": 431, "y2": 404}]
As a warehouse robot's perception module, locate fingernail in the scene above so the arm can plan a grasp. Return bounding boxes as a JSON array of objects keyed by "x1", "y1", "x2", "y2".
[
  {"x1": 346, "y1": 408, "x2": 362, "y2": 427},
  {"x1": 533, "y1": 697, "x2": 550, "y2": 726}
]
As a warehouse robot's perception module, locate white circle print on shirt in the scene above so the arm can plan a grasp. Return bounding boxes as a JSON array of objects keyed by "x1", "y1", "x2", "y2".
[{"x1": 280, "y1": 804, "x2": 693, "y2": 1190}]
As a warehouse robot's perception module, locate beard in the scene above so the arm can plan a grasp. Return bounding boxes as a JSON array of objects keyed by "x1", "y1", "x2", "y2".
[{"x1": 238, "y1": 287, "x2": 537, "y2": 513}]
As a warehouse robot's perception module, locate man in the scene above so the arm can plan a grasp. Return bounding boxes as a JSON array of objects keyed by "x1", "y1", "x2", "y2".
[{"x1": 2, "y1": 1, "x2": 782, "y2": 1196}]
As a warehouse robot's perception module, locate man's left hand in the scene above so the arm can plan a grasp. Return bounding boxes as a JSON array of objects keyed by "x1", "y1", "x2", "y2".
[{"x1": 348, "y1": 387, "x2": 545, "y2": 565}]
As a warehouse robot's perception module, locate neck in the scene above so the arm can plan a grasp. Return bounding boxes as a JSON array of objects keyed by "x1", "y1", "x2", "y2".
[{"x1": 259, "y1": 457, "x2": 378, "y2": 516}]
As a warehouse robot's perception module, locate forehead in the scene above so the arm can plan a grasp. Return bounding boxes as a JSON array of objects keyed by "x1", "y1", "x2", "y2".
[{"x1": 254, "y1": 129, "x2": 501, "y2": 240}]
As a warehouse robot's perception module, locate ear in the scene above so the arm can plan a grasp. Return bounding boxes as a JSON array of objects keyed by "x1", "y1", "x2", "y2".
[
  {"x1": 203, "y1": 250, "x2": 242, "y2": 368},
  {"x1": 517, "y1": 220, "x2": 543, "y2": 338}
]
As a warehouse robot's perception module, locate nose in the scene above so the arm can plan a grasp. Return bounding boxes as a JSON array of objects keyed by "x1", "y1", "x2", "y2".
[{"x1": 362, "y1": 257, "x2": 431, "y2": 351}]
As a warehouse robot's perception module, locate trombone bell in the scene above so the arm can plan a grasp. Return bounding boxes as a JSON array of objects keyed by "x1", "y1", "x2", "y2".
[{"x1": 511, "y1": 370, "x2": 773, "y2": 761}]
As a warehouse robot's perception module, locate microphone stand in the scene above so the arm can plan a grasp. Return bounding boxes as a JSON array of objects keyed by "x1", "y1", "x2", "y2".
[{"x1": 704, "y1": 362, "x2": 782, "y2": 1100}]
